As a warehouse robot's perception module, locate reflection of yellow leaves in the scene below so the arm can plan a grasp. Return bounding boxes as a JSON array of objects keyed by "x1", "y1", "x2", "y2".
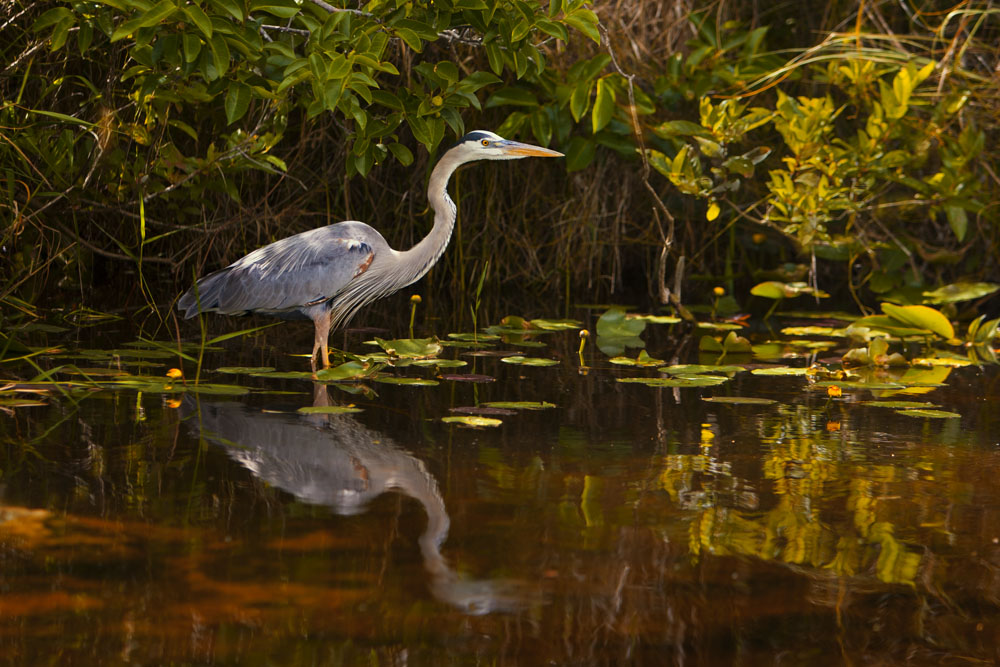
[{"x1": 871, "y1": 522, "x2": 921, "y2": 585}]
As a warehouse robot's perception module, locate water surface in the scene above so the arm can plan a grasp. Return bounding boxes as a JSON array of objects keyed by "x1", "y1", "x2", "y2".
[{"x1": 2, "y1": 316, "x2": 999, "y2": 664}]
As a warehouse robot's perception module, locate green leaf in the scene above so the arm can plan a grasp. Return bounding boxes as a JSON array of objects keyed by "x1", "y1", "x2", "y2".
[
  {"x1": 570, "y1": 80, "x2": 593, "y2": 122},
  {"x1": 922, "y1": 282, "x2": 999, "y2": 304},
  {"x1": 881, "y1": 303, "x2": 955, "y2": 339},
  {"x1": 182, "y1": 4, "x2": 212, "y2": 38},
  {"x1": 111, "y1": 0, "x2": 178, "y2": 42},
  {"x1": 209, "y1": 33, "x2": 230, "y2": 77},
  {"x1": 32, "y1": 7, "x2": 74, "y2": 32},
  {"x1": 485, "y1": 86, "x2": 538, "y2": 108},
  {"x1": 592, "y1": 77, "x2": 615, "y2": 133},
  {"x1": 442, "y1": 415, "x2": 502, "y2": 427},
  {"x1": 944, "y1": 203, "x2": 967, "y2": 241},
  {"x1": 564, "y1": 7, "x2": 600, "y2": 43},
  {"x1": 315, "y1": 361, "x2": 371, "y2": 381},
  {"x1": 750, "y1": 281, "x2": 787, "y2": 300},
  {"x1": 210, "y1": 0, "x2": 243, "y2": 21},
  {"x1": 388, "y1": 142, "x2": 414, "y2": 166},
  {"x1": 224, "y1": 80, "x2": 251, "y2": 124}
]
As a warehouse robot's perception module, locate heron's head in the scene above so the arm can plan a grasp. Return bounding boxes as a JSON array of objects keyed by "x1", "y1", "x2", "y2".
[{"x1": 450, "y1": 130, "x2": 563, "y2": 163}]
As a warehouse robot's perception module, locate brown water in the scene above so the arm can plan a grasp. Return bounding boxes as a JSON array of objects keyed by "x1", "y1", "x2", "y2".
[{"x1": 2, "y1": 316, "x2": 1000, "y2": 665}]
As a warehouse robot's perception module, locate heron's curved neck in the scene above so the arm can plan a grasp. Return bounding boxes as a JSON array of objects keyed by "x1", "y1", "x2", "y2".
[{"x1": 396, "y1": 150, "x2": 464, "y2": 287}]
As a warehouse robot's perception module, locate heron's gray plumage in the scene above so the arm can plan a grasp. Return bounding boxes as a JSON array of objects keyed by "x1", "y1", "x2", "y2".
[{"x1": 177, "y1": 130, "x2": 563, "y2": 371}]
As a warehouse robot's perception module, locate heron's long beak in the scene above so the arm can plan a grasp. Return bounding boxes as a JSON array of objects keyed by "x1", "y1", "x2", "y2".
[{"x1": 499, "y1": 140, "x2": 564, "y2": 158}]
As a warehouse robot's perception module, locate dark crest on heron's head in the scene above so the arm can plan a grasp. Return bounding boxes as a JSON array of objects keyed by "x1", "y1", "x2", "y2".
[{"x1": 452, "y1": 130, "x2": 502, "y2": 149}]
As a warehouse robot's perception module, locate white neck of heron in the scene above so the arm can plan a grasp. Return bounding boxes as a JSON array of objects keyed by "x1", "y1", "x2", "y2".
[{"x1": 395, "y1": 149, "x2": 465, "y2": 288}]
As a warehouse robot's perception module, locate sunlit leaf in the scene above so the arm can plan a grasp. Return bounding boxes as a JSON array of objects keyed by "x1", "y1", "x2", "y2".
[
  {"x1": 442, "y1": 415, "x2": 502, "y2": 427},
  {"x1": 609, "y1": 350, "x2": 663, "y2": 367},
  {"x1": 896, "y1": 409, "x2": 961, "y2": 419},
  {"x1": 368, "y1": 337, "x2": 442, "y2": 358},
  {"x1": 481, "y1": 401, "x2": 556, "y2": 410},
  {"x1": 315, "y1": 361, "x2": 370, "y2": 381},
  {"x1": 750, "y1": 367, "x2": 808, "y2": 376},
  {"x1": 617, "y1": 375, "x2": 728, "y2": 387},
  {"x1": 881, "y1": 303, "x2": 954, "y2": 340},
  {"x1": 660, "y1": 364, "x2": 746, "y2": 375},
  {"x1": 863, "y1": 401, "x2": 940, "y2": 409},
  {"x1": 500, "y1": 356, "x2": 559, "y2": 367},
  {"x1": 922, "y1": 282, "x2": 999, "y2": 304},
  {"x1": 297, "y1": 405, "x2": 364, "y2": 414},
  {"x1": 373, "y1": 376, "x2": 439, "y2": 386}
]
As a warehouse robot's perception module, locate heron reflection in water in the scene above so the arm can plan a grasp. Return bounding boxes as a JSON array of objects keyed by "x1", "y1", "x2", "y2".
[
  {"x1": 181, "y1": 385, "x2": 534, "y2": 615},
  {"x1": 178, "y1": 132, "x2": 562, "y2": 371}
]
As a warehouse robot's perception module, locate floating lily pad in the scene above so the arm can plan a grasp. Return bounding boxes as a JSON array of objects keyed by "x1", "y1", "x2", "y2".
[
  {"x1": 367, "y1": 337, "x2": 442, "y2": 358},
  {"x1": 660, "y1": 364, "x2": 745, "y2": 375},
  {"x1": 595, "y1": 309, "x2": 647, "y2": 355},
  {"x1": 248, "y1": 371, "x2": 316, "y2": 380},
  {"x1": 500, "y1": 356, "x2": 559, "y2": 367},
  {"x1": 699, "y1": 331, "x2": 753, "y2": 354},
  {"x1": 442, "y1": 415, "x2": 502, "y2": 427},
  {"x1": 59, "y1": 368, "x2": 131, "y2": 377},
  {"x1": 530, "y1": 318, "x2": 583, "y2": 330},
  {"x1": 373, "y1": 376, "x2": 439, "y2": 386},
  {"x1": 630, "y1": 315, "x2": 682, "y2": 325},
  {"x1": 863, "y1": 401, "x2": 940, "y2": 409},
  {"x1": 751, "y1": 281, "x2": 829, "y2": 299},
  {"x1": 696, "y1": 322, "x2": 745, "y2": 331},
  {"x1": 216, "y1": 366, "x2": 276, "y2": 374},
  {"x1": 609, "y1": 350, "x2": 663, "y2": 367},
  {"x1": 297, "y1": 405, "x2": 364, "y2": 415},
  {"x1": 702, "y1": 396, "x2": 777, "y2": 405},
  {"x1": 750, "y1": 366, "x2": 808, "y2": 376},
  {"x1": 447, "y1": 332, "x2": 501, "y2": 342},
  {"x1": 896, "y1": 409, "x2": 961, "y2": 419},
  {"x1": 780, "y1": 326, "x2": 846, "y2": 337},
  {"x1": 617, "y1": 375, "x2": 728, "y2": 387},
  {"x1": 922, "y1": 282, "x2": 999, "y2": 304},
  {"x1": 441, "y1": 374, "x2": 495, "y2": 383},
  {"x1": 315, "y1": 361, "x2": 371, "y2": 381},
  {"x1": 910, "y1": 357, "x2": 972, "y2": 368},
  {"x1": 481, "y1": 401, "x2": 556, "y2": 410},
  {"x1": 409, "y1": 358, "x2": 467, "y2": 368},
  {"x1": 462, "y1": 350, "x2": 521, "y2": 358}
]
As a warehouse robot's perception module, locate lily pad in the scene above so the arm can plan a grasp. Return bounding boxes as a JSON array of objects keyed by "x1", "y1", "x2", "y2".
[
  {"x1": 863, "y1": 401, "x2": 940, "y2": 409},
  {"x1": 696, "y1": 322, "x2": 745, "y2": 331},
  {"x1": 699, "y1": 331, "x2": 752, "y2": 354},
  {"x1": 297, "y1": 405, "x2": 364, "y2": 415},
  {"x1": 660, "y1": 364, "x2": 745, "y2": 375},
  {"x1": 373, "y1": 376, "x2": 439, "y2": 386},
  {"x1": 702, "y1": 396, "x2": 777, "y2": 405},
  {"x1": 617, "y1": 375, "x2": 729, "y2": 387},
  {"x1": 780, "y1": 326, "x2": 846, "y2": 337},
  {"x1": 922, "y1": 282, "x2": 999, "y2": 304},
  {"x1": 896, "y1": 409, "x2": 961, "y2": 419},
  {"x1": 449, "y1": 406, "x2": 517, "y2": 416},
  {"x1": 481, "y1": 401, "x2": 556, "y2": 410},
  {"x1": 609, "y1": 350, "x2": 664, "y2": 367},
  {"x1": 447, "y1": 332, "x2": 501, "y2": 342},
  {"x1": 630, "y1": 314, "x2": 682, "y2": 325},
  {"x1": 367, "y1": 337, "x2": 442, "y2": 358},
  {"x1": 216, "y1": 366, "x2": 276, "y2": 374},
  {"x1": 530, "y1": 318, "x2": 583, "y2": 330},
  {"x1": 442, "y1": 415, "x2": 503, "y2": 427},
  {"x1": 751, "y1": 281, "x2": 829, "y2": 299},
  {"x1": 315, "y1": 361, "x2": 371, "y2": 381},
  {"x1": 409, "y1": 358, "x2": 467, "y2": 368},
  {"x1": 750, "y1": 366, "x2": 808, "y2": 376},
  {"x1": 500, "y1": 356, "x2": 559, "y2": 367},
  {"x1": 248, "y1": 371, "x2": 316, "y2": 380}
]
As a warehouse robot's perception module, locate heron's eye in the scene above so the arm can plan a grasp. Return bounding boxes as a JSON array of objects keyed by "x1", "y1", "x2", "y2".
[{"x1": 481, "y1": 139, "x2": 490, "y2": 146}]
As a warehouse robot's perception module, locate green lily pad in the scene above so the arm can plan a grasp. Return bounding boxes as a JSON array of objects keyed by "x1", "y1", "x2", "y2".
[
  {"x1": 922, "y1": 282, "x2": 999, "y2": 304},
  {"x1": 609, "y1": 350, "x2": 663, "y2": 367},
  {"x1": 530, "y1": 318, "x2": 583, "y2": 330},
  {"x1": 699, "y1": 331, "x2": 752, "y2": 354},
  {"x1": 315, "y1": 361, "x2": 371, "y2": 381},
  {"x1": 442, "y1": 415, "x2": 503, "y2": 427},
  {"x1": 780, "y1": 326, "x2": 846, "y2": 337},
  {"x1": 373, "y1": 376, "x2": 439, "y2": 386},
  {"x1": 750, "y1": 367, "x2": 808, "y2": 376},
  {"x1": 751, "y1": 281, "x2": 829, "y2": 300},
  {"x1": 500, "y1": 356, "x2": 559, "y2": 367},
  {"x1": 617, "y1": 375, "x2": 729, "y2": 387},
  {"x1": 447, "y1": 332, "x2": 501, "y2": 342},
  {"x1": 596, "y1": 308, "x2": 646, "y2": 338},
  {"x1": 216, "y1": 366, "x2": 276, "y2": 374},
  {"x1": 409, "y1": 358, "x2": 467, "y2": 368},
  {"x1": 863, "y1": 401, "x2": 940, "y2": 409},
  {"x1": 367, "y1": 337, "x2": 443, "y2": 358},
  {"x1": 248, "y1": 371, "x2": 316, "y2": 380},
  {"x1": 660, "y1": 364, "x2": 745, "y2": 375},
  {"x1": 297, "y1": 405, "x2": 364, "y2": 415},
  {"x1": 696, "y1": 322, "x2": 745, "y2": 331},
  {"x1": 702, "y1": 396, "x2": 777, "y2": 405},
  {"x1": 481, "y1": 401, "x2": 556, "y2": 410},
  {"x1": 896, "y1": 409, "x2": 961, "y2": 419},
  {"x1": 630, "y1": 315, "x2": 682, "y2": 325}
]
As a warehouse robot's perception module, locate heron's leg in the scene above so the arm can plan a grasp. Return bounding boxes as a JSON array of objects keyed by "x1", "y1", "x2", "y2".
[{"x1": 311, "y1": 311, "x2": 333, "y2": 371}]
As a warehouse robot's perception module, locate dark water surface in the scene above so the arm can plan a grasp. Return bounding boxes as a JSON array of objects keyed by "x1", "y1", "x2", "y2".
[{"x1": 2, "y1": 316, "x2": 1000, "y2": 665}]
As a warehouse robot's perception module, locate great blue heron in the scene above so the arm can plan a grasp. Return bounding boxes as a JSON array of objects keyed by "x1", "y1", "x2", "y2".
[{"x1": 177, "y1": 131, "x2": 563, "y2": 370}]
